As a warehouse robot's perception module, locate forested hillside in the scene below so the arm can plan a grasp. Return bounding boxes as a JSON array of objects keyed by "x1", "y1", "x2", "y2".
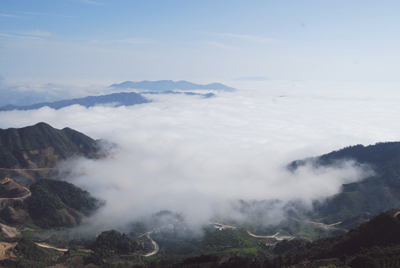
[
  {"x1": 0, "y1": 122, "x2": 100, "y2": 169},
  {"x1": 0, "y1": 178, "x2": 100, "y2": 228},
  {"x1": 289, "y1": 142, "x2": 400, "y2": 223}
]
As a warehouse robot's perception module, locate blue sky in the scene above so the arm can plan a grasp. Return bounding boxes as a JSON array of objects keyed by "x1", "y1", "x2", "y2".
[{"x1": 1, "y1": 0, "x2": 400, "y2": 88}]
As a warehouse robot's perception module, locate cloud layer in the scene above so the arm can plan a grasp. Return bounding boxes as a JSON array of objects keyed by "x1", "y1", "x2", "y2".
[{"x1": 0, "y1": 82, "x2": 399, "y2": 230}]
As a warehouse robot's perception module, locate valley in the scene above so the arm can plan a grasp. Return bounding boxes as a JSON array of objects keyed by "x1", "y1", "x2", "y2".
[{"x1": 1, "y1": 123, "x2": 400, "y2": 267}]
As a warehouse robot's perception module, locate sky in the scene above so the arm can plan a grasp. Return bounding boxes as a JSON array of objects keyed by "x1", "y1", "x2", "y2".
[
  {"x1": 1, "y1": 1, "x2": 400, "y2": 230},
  {"x1": 1, "y1": 0, "x2": 400, "y2": 98}
]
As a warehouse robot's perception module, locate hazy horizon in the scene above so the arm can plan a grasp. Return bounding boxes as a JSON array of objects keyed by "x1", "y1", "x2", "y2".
[{"x1": 1, "y1": 0, "x2": 400, "y2": 104}]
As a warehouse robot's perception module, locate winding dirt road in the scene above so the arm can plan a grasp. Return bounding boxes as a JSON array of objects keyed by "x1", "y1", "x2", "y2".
[
  {"x1": 247, "y1": 231, "x2": 280, "y2": 239},
  {"x1": 290, "y1": 217, "x2": 341, "y2": 230},
  {"x1": 139, "y1": 232, "x2": 159, "y2": 257},
  {"x1": 0, "y1": 178, "x2": 31, "y2": 201}
]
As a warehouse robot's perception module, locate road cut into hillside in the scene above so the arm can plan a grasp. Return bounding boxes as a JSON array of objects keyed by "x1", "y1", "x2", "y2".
[
  {"x1": 36, "y1": 243, "x2": 68, "y2": 252},
  {"x1": 290, "y1": 217, "x2": 341, "y2": 230},
  {"x1": 247, "y1": 231, "x2": 280, "y2": 239},
  {"x1": 0, "y1": 177, "x2": 32, "y2": 200}
]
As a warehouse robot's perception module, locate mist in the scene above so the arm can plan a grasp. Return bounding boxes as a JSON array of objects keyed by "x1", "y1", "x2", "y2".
[{"x1": 0, "y1": 81, "x2": 399, "y2": 231}]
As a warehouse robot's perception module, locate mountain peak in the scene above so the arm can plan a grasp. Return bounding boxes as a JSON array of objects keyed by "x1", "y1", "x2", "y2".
[{"x1": 0, "y1": 123, "x2": 101, "y2": 171}]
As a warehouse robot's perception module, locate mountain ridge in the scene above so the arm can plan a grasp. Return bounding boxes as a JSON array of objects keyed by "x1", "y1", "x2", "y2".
[
  {"x1": 0, "y1": 91, "x2": 149, "y2": 111},
  {"x1": 0, "y1": 122, "x2": 103, "y2": 185},
  {"x1": 0, "y1": 122, "x2": 100, "y2": 170},
  {"x1": 109, "y1": 80, "x2": 235, "y2": 91},
  {"x1": 0, "y1": 80, "x2": 225, "y2": 111}
]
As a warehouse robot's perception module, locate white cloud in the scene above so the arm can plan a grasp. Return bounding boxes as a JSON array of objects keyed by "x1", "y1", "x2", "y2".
[
  {"x1": 1, "y1": 82, "x2": 397, "y2": 230},
  {"x1": 19, "y1": 30, "x2": 52, "y2": 37},
  {"x1": 202, "y1": 31, "x2": 278, "y2": 44},
  {"x1": 0, "y1": 30, "x2": 54, "y2": 41},
  {"x1": 0, "y1": 14, "x2": 21, "y2": 18},
  {"x1": 19, "y1": 12, "x2": 74, "y2": 18},
  {"x1": 0, "y1": 33, "x2": 43, "y2": 40},
  {"x1": 90, "y1": 38, "x2": 152, "y2": 45},
  {"x1": 221, "y1": 33, "x2": 277, "y2": 44},
  {"x1": 0, "y1": 80, "x2": 111, "y2": 106},
  {"x1": 78, "y1": 0, "x2": 106, "y2": 6},
  {"x1": 205, "y1": 41, "x2": 241, "y2": 50}
]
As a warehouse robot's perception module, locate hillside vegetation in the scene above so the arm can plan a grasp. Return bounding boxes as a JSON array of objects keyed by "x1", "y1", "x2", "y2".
[
  {"x1": 4, "y1": 209, "x2": 400, "y2": 267},
  {"x1": 0, "y1": 122, "x2": 102, "y2": 184},
  {"x1": 2, "y1": 123, "x2": 400, "y2": 267},
  {"x1": 289, "y1": 142, "x2": 400, "y2": 223},
  {"x1": 0, "y1": 178, "x2": 100, "y2": 228}
]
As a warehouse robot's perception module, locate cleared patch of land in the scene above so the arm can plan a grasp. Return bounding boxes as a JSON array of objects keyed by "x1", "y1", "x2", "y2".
[
  {"x1": 0, "y1": 223, "x2": 21, "y2": 238},
  {"x1": 0, "y1": 242, "x2": 17, "y2": 260}
]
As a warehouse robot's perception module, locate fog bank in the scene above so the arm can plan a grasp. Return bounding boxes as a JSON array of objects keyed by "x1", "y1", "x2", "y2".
[{"x1": 0, "y1": 81, "x2": 398, "y2": 230}]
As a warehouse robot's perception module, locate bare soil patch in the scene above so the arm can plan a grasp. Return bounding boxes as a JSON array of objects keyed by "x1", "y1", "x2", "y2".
[
  {"x1": 0, "y1": 223, "x2": 21, "y2": 238},
  {"x1": 0, "y1": 242, "x2": 17, "y2": 260}
]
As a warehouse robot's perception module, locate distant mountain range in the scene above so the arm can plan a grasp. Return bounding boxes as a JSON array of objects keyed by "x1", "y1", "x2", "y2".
[
  {"x1": 109, "y1": 80, "x2": 236, "y2": 92},
  {"x1": 0, "y1": 80, "x2": 227, "y2": 111},
  {"x1": 0, "y1": 92, "x2": 149, "y2": 111}
]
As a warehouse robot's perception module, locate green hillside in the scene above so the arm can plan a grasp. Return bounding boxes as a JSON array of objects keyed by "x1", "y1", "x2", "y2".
[
  {"x1": 289, "y1": 142, "x2": 400, "y2": 223},
  {"x1": 0, "y1": 122, "x2": 100, "y2": 169},
  {"x1": 263, "y1": 209, "x2": 400, "y2": 268},
  {"x1": 0, "y1": 178, "x2": 100, "y2": 228}
]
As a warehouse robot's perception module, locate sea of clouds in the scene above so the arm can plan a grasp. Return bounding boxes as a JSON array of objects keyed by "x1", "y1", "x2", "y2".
[{"x1": 1, "y1": 80, "x2": 399, "y2": 231}]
